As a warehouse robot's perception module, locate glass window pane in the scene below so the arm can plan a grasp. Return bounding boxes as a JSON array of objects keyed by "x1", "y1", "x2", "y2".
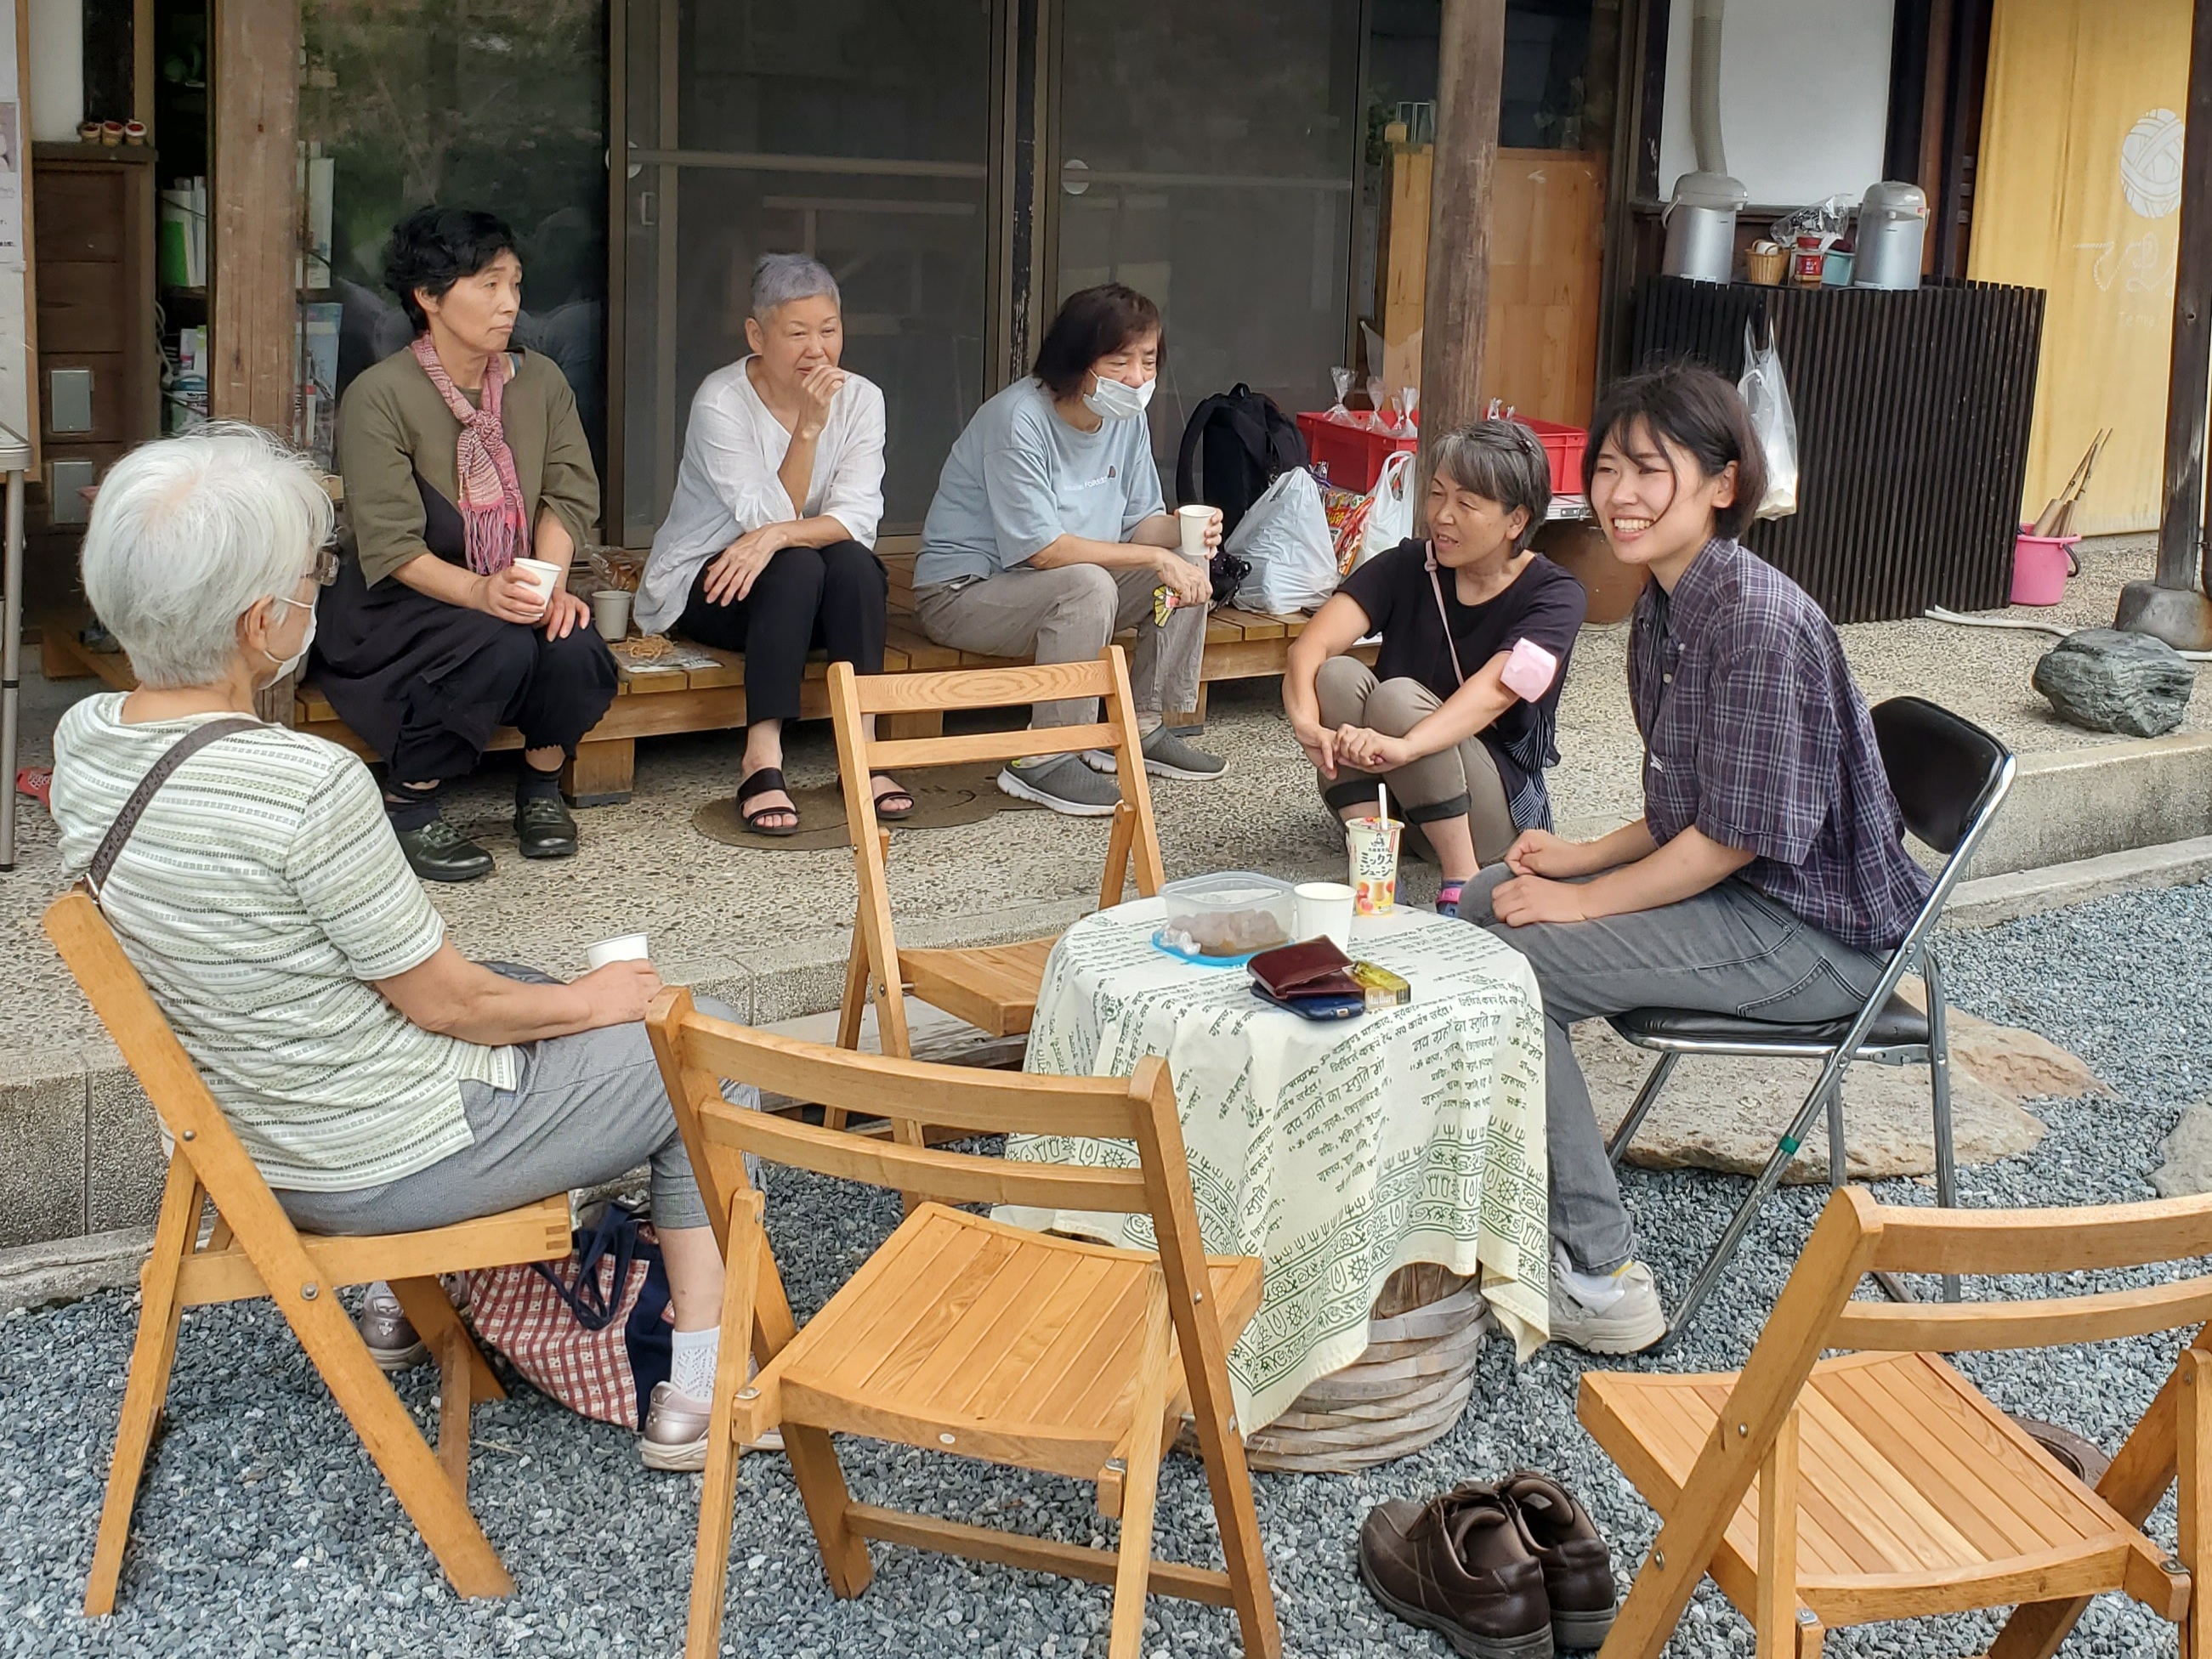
[
  {"x1": 1054, "y1": 0, "x2": 1364, "y2": 482},
  {"x1": 620, "y1": 0, "x2": 994, "y2": 544},
  {"x1": 298, "y1": 0, "x2": 610, "y2": 471}
]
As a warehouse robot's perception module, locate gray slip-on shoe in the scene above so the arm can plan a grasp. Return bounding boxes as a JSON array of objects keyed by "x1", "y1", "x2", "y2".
[
  {"x1": 1138, "y1": 726, "x2": 1228, "y2": 781},
  {"x1": 996, "y1": 753, "x2": 1124, "y2": 816}
]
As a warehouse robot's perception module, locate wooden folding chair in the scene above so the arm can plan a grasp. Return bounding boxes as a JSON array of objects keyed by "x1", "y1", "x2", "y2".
[
  {"x1": 1580, "y1": 1183, "x2": 2212, "y2": 1657},
  {"x1": 644, "y1": 988, "x2": 1280, "y2": 1659},
  {"x1": 45, "y1": 889, "x2": 573, "y2": 1612},
  {"x1": 827, "y1": 647, "x2": 1166, "y2": 1073}
]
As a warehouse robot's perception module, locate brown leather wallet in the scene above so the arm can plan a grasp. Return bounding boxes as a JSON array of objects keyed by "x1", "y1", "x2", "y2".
[{"x1": 1248, "y1": 939, "x2": 1362, "y2": 1000}]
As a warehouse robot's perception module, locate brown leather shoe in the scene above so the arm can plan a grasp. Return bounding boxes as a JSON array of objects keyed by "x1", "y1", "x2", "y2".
[
  {"x1": 1359, "y1": 1484, "x2": 1554, "y2": 1657},
  {"x1": 1501, "y1": 1471, "x2": 1618, "y2": 1651}
]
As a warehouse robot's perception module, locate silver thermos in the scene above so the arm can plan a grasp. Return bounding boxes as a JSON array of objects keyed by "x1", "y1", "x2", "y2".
[
  {"x1": 1853, "y1": 181, "x2": 1929, "y2": 290},
  {"x1": 1662, "y1": 171, "x2": 1749, "y2": 284}
]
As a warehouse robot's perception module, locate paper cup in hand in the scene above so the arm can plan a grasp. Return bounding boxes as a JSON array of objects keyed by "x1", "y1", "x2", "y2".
[
  {"x1": 512, "y1": 558, "x2": 564, "y2": 617},
  {"x1": 1346, "y1": 818, "x2": 1402, "y2": 915},
  {"x1": 1177, "y1": 503, "x2": 1216, "y2": 560},
  {"x1": 1500, "y1": 637, "x2": 1559, "y2": 702},
  {"x1": 1294, "y1": 881, "x2": 1356, "y2": 951},
  {"x1": 587, "y1": 933, "x2": 649, "y2": 971}
]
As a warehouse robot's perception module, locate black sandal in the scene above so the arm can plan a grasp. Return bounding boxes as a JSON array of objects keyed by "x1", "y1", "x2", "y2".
[
  {"x1": 871, "y1": 773, "x2": 916, "y2": 820},
  {"x1": 735, "y1": 767, "x2": 800, "y2": 837},
  {"x1": 836, "y1": 770, "x2": 916, "y2": 820}
]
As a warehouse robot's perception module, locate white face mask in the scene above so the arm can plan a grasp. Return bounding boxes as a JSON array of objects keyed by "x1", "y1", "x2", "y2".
[
  {"x1": 259, "y1": 596, "x2": 317, "y2": 685},
  {"x1": 1084, "y1": 371, "x2": 1154, "y2": 422}
]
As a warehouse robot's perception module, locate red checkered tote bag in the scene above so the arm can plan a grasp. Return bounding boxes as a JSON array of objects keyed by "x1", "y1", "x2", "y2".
[{"x1": 467, "y1": 1201, "x2": 674, "y2": 1430}]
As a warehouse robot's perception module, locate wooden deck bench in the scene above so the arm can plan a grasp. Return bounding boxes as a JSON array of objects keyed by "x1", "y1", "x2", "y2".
[{"x1": 41, "y1": 552, "x2": 1364, "y2": 804}]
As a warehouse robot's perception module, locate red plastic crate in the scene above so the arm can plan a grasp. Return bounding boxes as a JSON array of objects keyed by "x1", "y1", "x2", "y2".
[
  {"x1": 1517, "y1": 417, "x2": 1587, "y2": 496},
  {"x1": 1296, "y1": 411, "x2": 1415, "y2": 493},
  {"x1": 1297, "y1": 411, "x2": 1587, "y2": 496}
]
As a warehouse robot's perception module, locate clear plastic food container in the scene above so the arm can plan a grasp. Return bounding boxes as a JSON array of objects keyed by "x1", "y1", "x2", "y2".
[{"x1": 1158, "y1": 871, "x2": 1294, "y2": 960}]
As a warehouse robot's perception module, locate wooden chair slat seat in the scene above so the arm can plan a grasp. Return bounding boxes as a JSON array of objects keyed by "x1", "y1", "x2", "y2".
[
  {"x1": 746, "y1": 1204, "x2": 1262, "y2": 1479},
  {"x1": 899, "y1": 937, "x2": 1060, "y2": 1038},
  {"x1": 830, "y1": 650, "x2": 1165, "y2": 1094},
  {"x1": 645, "y1": 998, "x2": 1282, "y2": 1659},
  {"x1": 1585, "y1": 1350, "x2": 2152, "y2": 1627},
  {"x1": 1580, "y1": 1186, "x2": 2212, "y2": 1658}
]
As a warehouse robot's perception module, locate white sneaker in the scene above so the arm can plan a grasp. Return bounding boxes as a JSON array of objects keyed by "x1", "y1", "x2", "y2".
[{"x1": 1548, "y1": 1251, "x2": 1666, "y2": 1356}]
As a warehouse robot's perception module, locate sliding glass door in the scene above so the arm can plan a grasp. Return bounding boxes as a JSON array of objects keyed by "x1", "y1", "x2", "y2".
[
  {"x1": 612, "y1": 0, "x2": 1002, "y2": 544},
  {"x1": 1049, "y1": 0, "x2": 1365, "y2": 478}
]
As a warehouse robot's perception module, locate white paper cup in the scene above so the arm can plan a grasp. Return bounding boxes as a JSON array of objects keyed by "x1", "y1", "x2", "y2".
[
  {"x1": 587, "y1": 933, "x2": 649, "y2": 971},
  {"x1": 1345, "y1": 817, "x2": 1403, "y2": 916},
  {"x1": 590, "y1": 588, "x2": 633, "y2": 639},
  {"x1": 1294, "y1": 881, "x2": 1356, "y2": 951},
  {"x1": 1177, "y1": 502, "x2": 1216, "y2": 560},
  {"x1": 512, "y1": 557, "x2": 564, "y2": 616}
]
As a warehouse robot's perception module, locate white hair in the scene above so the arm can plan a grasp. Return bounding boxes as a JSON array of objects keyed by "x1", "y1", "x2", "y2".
[
  {"x1": 751, "y1": 252, "x2": 840, "y2": 321},
  {"x1": 80, "y1": 424, "x2": 334, "y2": 690}
]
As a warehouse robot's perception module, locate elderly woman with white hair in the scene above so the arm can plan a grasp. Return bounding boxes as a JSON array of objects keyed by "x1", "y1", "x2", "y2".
[
  {"x1": 635, "y1": 251, "x2": 904, "y2": 835},
  {"x1": 49, "y1": 426, "x2": 750, "y2": 1471}
]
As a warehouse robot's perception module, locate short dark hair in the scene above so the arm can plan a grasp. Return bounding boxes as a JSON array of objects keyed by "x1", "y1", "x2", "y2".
[
  {"x1": 1585, "y1": 359, "x2": 1767, "y2": 540},
  {"x1": 1032, "y1": 284, "x2": 1163, "y2": 398},
  {"x1": 1429, "y1": 420, "x2": 1552, "y2": 552},
  {"x1": 383, "y1": 207, "x2": 520, "y2": 333}
]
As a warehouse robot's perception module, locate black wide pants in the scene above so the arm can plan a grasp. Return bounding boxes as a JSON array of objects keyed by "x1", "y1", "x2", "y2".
[
  {"x1": 312, "y1": 556, "x2": 619, "y2": 786},
  {"x1": 672, "y1": 538, "x2": 888, "y2": 725}
]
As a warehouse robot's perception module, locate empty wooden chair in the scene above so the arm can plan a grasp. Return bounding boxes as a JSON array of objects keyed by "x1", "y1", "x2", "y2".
[
  {"x1": 1580, "y1": 1183, "x2": 2212, "y2": 1657},
  {"x1": 46, "y1": 889, "x2": 572, "y2": 1612},
  {"x1": 644, "y1": 988, "x2": 1279, "y2": 1659},
  {"x1": 827, "y1": 648, "x2": 1165, "y2": 1068}
]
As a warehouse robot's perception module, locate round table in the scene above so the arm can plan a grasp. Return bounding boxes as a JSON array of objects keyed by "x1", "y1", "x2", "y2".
[{"x1": 1000, "y1": 896, "x2": 1551, "y2": 1436}]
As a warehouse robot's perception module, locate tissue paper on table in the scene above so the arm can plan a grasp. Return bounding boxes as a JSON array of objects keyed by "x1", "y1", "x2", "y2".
[{"x1": 1500, "y1": 637, "x2": 1559, "y2": 702}]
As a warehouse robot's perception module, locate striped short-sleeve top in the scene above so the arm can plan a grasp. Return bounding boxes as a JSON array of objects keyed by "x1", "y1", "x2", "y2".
[{"x1": 51, "y1": 696, "x2": 514, "y2": 1192}]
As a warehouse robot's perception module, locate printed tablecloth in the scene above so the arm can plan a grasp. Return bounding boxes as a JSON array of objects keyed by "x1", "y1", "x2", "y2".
[{"x1": 1000, "y1": 897, "x2": 1549, "y2": 1432}]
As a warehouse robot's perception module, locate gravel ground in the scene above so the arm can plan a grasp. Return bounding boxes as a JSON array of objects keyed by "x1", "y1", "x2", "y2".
[{"x1": 4, "y1": 884, "x2": 2210, "y2": 1658}]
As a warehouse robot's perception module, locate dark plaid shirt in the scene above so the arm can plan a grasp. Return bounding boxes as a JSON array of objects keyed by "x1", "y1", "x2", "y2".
[{"x1": 1629, "y1": 538, "x2": 1932, "y2": 954}]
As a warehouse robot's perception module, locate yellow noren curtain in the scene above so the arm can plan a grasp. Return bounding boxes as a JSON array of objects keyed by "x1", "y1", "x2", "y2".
[{"x1": 1970, "y1": 0, "x2": 2191, "y2": 534}]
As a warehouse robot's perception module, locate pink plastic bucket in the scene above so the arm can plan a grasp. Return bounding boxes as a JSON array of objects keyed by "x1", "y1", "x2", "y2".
[{"x1": 2011, "y1": 528, "x2": 2079, "y2": 606}]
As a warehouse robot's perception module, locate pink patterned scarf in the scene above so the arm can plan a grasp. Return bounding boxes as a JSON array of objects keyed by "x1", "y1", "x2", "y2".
[{"x1": 410, "y1": 334, "x2": 530, "y2": 575}]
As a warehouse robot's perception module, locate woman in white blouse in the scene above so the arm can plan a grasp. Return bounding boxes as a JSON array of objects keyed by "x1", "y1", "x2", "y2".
[{"x1": 636, "y1": 253, "x2": 905, "y2": 834}]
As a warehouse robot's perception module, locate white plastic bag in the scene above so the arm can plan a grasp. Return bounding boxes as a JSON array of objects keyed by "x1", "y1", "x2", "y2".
[
  {"x1": 1358, "y1": 450, "x2": 1416, "y2": 568},
  {"x1": 1228, "y1": 467, "x2": 1340, "y2": 614},
  {"x1": 1738, "y1": 319, "x2": 1799, "y2": 520}
]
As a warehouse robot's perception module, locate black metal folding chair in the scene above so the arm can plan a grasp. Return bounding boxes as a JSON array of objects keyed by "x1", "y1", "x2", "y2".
[{"x1": 1605, "y1": 696, "x2": 2015, "y2": 1349}]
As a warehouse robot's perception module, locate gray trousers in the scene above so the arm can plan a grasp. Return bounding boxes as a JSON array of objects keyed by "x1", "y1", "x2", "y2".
[
  {"x1": 913, "y1": 563, "x2": 1205, "y2": 726},
  {"x1": 1460, "y1": 866, "x2": 1883, "y2": 1274},
  {"x1": 1313, "y1": 658, "x2": 1517, "y2": 868},
  {"x1": 279, "y1": 990, "x2": 747, "y2": 1237}
]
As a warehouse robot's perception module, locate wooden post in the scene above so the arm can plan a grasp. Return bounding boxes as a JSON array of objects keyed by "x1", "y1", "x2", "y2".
[
  {"x1": 207, "y1": 0, "x2": 298, "y2": 433},
  {"x1": 2120, "y1": 0, "x2": 2212, "y2": 648},
  {"x1": 1417, "y1": 0, "x2": 1508, "y2": 499}
]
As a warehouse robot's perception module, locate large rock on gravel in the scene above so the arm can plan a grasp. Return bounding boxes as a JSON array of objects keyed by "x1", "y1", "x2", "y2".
[
  {"x1": 2152, "y1": 1106, "x2": 2212, "y2": 1198},
  {"x1": 1892, "y1": 977, "x2": 2112, "y2": 1105},
  {"x1": 1576, "y1": 1022, "x2": 2047, "y2": 1184},
  {"x1": 2032, "y1": 628, "x2": 2195, "y2": 738}
]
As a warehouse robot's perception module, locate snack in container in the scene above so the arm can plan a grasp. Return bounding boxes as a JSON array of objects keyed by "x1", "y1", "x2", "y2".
[{"x1": 1159, "y1": 871, "x2": 1293, "y2": 959}]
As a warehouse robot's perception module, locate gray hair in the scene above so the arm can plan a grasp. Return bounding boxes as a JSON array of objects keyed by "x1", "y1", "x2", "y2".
[
  {"x1": 81, "y1": 424, "x2": 334, "y2": 689},
  {"x1": 1431, "y1": 419, "x2": 1553, "y2": 552},
  {"x1": 751, "y1": 252, "x2": 840, "y2": 321}
]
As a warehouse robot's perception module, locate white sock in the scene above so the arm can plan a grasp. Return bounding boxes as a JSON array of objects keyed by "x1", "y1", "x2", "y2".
[
  {"x1": 1557, "y1": 1252, "x2": 1629, "y2": 1314},
  {"x1": 1137, "y1": 712, "x2": 1163, "y2": 737},
  {"x1": 669, "y1": 1324, "x2": 721, "y2": 1401}
]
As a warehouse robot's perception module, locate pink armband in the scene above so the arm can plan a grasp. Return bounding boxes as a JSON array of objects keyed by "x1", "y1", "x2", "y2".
[{"x1": 1500, "y1": 637, "x2": 1559, "y2": 701}]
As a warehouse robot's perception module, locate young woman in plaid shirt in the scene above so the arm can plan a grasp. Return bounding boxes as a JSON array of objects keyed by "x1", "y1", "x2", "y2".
[{"x1": 1459, "y1": 362, "x2": 1931, "y2": 1356}]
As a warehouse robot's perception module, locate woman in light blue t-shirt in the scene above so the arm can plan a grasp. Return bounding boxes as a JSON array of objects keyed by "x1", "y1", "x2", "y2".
[{"x1": 912, "y1": 284, "x2": 1226, "y2": 815}]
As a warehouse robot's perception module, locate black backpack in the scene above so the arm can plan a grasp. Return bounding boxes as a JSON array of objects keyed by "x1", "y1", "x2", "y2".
[{"x1": 1176, "y1": 386, "x2": 1308, "y2": 609}]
